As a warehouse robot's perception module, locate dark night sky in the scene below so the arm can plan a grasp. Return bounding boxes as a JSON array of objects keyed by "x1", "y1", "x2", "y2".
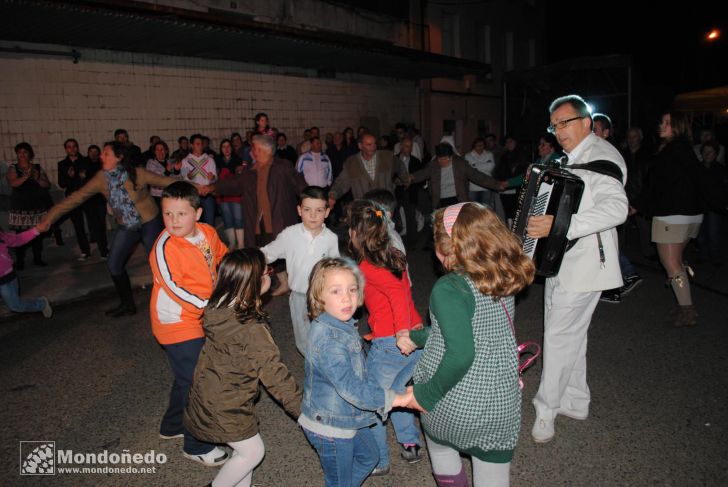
[{"x1": 544, "y1": 1, "x2": 726, "y2": 93}]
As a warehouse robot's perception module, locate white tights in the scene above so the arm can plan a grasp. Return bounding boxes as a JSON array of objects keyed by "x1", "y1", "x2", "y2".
[
  {"x1": 211, "y1": 434, "x2": 265, "y2": 487},
  {"x1": 425, "y1": 434, "x2": 511, "y2": 487}
]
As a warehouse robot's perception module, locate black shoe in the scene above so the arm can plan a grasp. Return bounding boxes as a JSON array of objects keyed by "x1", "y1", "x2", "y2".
[
  {"x1": 619, "y1": 275, "x2": 643, "y2": 296},
  {"x1": 16, "y1": 260, "x2": 25, "y2": 271},
  {"x1": 109, "y1": 303, "x2": 136, "y2": 317},
  {"x1": 599, "y1": 289, "x2": 621, "y2": 304},
  {"x1": 105, "y1": 302, "x2": 126, "y2": 316},
  {"x1": 370, "y1": 465, "x2": 390, "y2": 477},
  {"x1": 400, "y1": 444, "x2": 422, "y2": 464},
  {"x1": 33, "y1": 260, "x2": 48, "y2": 267}
]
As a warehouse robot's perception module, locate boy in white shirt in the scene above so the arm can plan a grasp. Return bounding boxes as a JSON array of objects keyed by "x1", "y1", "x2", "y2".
[
  {"x1": 261, "y1": 186, "x2": 340, "y2": 356},
  {"x1": 180, "y1": 134, "x2": 217, "y2": 225}
]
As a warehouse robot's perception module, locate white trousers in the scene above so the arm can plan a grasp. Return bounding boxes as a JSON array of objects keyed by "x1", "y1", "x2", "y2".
[
  {"x1": 289, "y1": 292, "x2": 311, "y2": 357},
  {"x1": 212, "y1": 434, "x2": 265, "y2": 487},
  {"x1": 532, "y1": 276, "x2": 600, "y2": 421}
]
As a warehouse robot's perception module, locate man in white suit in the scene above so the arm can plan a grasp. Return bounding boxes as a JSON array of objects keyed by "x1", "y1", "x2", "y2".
[{"x1": 527, "y1": 95, "x2": 628, "y2": 443}]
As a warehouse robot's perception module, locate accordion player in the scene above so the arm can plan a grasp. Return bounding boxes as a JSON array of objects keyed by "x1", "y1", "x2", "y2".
[{"x1": 511, "y1": 164, "x2": 584, "y2": 277}]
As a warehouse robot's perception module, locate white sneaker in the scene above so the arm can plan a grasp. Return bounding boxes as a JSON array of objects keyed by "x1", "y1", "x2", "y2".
[
  {"x1": 183, "y1": 446, "x2": 229, "y2": 467},
  {"x1": 159, "y1": 432, "x2": 184, "y2": 440},
  {"x1": 77, "y1": 253, "x2": 90, "y2": 262},
  {"x1": 532, "y1": 417, "x2": 555, "y2": 443},
  {"x1": 41, "y1": 297, "x2": 53, "y2": 318},
  {"x1": 556, "y1": 407, "x2": 588, "y2": 421}
]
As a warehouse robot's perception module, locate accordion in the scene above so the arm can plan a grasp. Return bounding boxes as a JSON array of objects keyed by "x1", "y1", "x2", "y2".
[{"x1": 511, "y1": 164, "x2": 584, "y2": 277}]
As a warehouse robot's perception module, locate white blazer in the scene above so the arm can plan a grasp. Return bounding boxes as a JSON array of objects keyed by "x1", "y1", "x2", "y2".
[{"x1": 556, "y1": 134, "x2": 628, "y2": 293}]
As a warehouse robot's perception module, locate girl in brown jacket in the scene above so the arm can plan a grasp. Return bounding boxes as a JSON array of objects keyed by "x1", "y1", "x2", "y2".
[{"x1": 184, "y1": 249, "x2": 301, "y2": 487}]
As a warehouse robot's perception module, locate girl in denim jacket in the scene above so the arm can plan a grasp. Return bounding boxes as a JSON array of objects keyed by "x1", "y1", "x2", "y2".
[{"x1": 299, "y1": 257, "x2": 412, "y2": 487}]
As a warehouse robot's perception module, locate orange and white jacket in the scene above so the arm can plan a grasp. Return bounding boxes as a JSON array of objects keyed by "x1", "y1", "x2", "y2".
[{"x1": 149, "y1": 223, "x2": 228, "y2": 345}]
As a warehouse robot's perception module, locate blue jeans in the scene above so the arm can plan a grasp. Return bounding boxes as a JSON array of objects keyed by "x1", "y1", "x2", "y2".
[
  {"x1": 469, "y1": 189, "x2": 495, "y2": 208},
  {"x1": 366, "y1": 337, "x2": 422, "y2": 468},
  {"x1": 161, "y1": 338, "x2": 215, "y2": 455},
  {"x1": 220, "y1": 201, "x2": 243, "y2": 229},
  {"x1": 107, "y1": 217, "x2": 163, "y2": 276},
  {"x1": 618, "y1": 251, "x2": 637, "y2": 279},
  {"x1": 303, "y1": 427, "x2": 378, "y2": 487},
  {"x1": 200, "y1": 195, "x2": 216, "y2": 226},
  {"x1": 0, "y1": 277, "x2": 44, "y2": 313}
]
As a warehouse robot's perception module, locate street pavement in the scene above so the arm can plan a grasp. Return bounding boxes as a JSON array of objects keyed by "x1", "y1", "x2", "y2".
[{"x1": 1, "y1": 226, "x2": 727, "y2": 486}]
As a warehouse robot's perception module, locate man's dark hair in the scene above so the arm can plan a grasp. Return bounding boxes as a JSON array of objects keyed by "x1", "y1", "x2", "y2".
[
  {"x1": 64, "y1": 138, "x2": 78, "y2": 148},
  {"x1": 435, "y1": 143, "x2": 454, "y2": 158},
  {"x1": 114, "y1": 128, "x2": 128, "y2": 138},
  {"x1": 178, "y1": 136, "x2": 188, "y2": 144},
  {"x1": 149, "y1": 135, "x2": 160, "y2": 144},
  {"x1": 190, "y1": 133, "x2": 203, "y2": 144},
  {"x1": 362, "y1": 188, "x2": 396, "y2": 214},
  {"x1": 162, "y1": 181, "x2": 201, "y2": 210},
  {"x1": 592, "y1": 113, "x2": 612, "y2": 130},
  {"x1": 310, "y1": 136, "x2": 321, "y2": 143},
  {"x1": 299, "y1": 185, "x2": 329, "y2": 205},
  {"x1": 395, "y1": 122, "x2": 407, "y2": 131}
]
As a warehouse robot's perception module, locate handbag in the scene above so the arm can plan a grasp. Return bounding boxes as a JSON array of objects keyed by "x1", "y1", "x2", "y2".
[{"x1": 499, "y1": 299, "x2": 541, "y2": 390}]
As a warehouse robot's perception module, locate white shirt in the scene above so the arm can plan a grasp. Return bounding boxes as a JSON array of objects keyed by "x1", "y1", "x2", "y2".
[
  {"x1": 440, "y1": 163, "x2": 456, "y2": 199},
  {"x1": 557, "y1": 133, "x2": 628, "y2": 292},
  {"x1": 180, "y1": 153, "x2": 216, "y2": 186},
  {"x1": 261, "y1": 223, "x2": 340, "y2": 293},
  {"x1": 465, "y1": 149, "x2": 495, "y2": 191},
  {"x1": 296, "y1": 151, "x2": 333, "y2": 187}
]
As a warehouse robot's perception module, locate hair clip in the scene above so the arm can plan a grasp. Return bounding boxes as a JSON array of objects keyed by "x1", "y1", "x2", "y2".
[{"x1": 374, "y1": 210, "x2": 383, "y2": 218}]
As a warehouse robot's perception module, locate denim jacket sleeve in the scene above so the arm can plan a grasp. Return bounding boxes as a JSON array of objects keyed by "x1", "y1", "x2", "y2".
[{"x1": 319, "y1": 340, "x2": 395, "y2": 419}]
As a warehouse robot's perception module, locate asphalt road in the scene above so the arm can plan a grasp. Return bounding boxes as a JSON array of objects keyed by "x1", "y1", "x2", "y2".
[{"x1": 2, "y1": 241, "x2": 727, "y2": 487}]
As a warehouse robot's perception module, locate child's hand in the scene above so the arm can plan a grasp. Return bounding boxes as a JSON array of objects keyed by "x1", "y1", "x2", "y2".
[
  {"x1": 36, "y1": 219, "x2": 51, "y2": 233},
  {"x1": 404, "y1": 386, "x2": 426, "y2": 412},
  {"x1": 206, "y1": 171, "x2": 215, "y2": 181},
  {"x1": 396, "y1": 332, "x2": 417, "y2": 356},
  {"x1": 392, "y1": 388, "x2": 412, "y2": 409}
]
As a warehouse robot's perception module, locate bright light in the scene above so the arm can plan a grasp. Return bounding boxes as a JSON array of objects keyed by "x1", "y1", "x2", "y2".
[
  {"x1": 586, "y1": 103, "x2": 594, "y2": 114},
  {"x1": 707, "y1": 29, "x2": 720, "y2": 41}
]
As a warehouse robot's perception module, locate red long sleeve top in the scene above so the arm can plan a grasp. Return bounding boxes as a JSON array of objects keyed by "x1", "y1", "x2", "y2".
[{"x1": 359, "y1": 260, "x2": 422, "y2": 338}]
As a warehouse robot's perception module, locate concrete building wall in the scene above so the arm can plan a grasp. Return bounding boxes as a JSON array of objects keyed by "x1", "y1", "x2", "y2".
[
  {"x1": 0, "y1": 41, "x2": 418, "y2": 193},
  {"x1": 127, "y1": 0, "x2": 413, "y2": 48}
]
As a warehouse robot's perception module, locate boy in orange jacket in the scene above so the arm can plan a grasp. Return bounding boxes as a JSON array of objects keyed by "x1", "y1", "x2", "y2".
[{"x1": 149, "y1": 181, "x2": 229, "y2": 467}]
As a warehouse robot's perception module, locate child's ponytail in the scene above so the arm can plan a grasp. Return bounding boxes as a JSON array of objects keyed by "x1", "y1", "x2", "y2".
[{"x1": 347, "y1": 199, "x2": 407, "y2": 279}]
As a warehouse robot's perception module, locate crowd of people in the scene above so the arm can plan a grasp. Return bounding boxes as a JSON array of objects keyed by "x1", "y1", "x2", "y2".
[{"x1": 1, "y1": 98, "x2": 726, "y2": 486}]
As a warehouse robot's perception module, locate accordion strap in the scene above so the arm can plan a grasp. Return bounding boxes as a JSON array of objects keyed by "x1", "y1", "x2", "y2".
[{"x1": 566, "y1": 159, "x2": 623, "y2": 184}]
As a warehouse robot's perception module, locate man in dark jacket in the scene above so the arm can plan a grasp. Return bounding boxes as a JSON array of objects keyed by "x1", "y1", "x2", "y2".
[
  {"x1": 57, "y1": 138, "x2": 94, "y2": 260},
  {"x1": 396, "y1": 137, "x2": 429, "y2": 244},
  {"x1": 410, "y1": 143, "x2": 505, "y2": 210}
]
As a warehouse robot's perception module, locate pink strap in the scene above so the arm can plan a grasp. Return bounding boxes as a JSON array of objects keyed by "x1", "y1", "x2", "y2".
[{"x1": 499, "y1": 299, "x2": 541, "y2": 390}]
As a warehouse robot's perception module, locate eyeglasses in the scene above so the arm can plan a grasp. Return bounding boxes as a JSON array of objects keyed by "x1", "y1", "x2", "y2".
[
  {"x1": 263, "y1": 265, "x2": 274, "y2": 276},
  {"x1": 547, "y1": 116, "x2": 585, "y2": 134}
]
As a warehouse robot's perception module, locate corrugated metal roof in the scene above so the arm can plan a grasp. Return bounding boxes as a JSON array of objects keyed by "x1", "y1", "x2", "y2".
[{"x1": 0, "y1": 0, "x2": 489, "y2": 79}]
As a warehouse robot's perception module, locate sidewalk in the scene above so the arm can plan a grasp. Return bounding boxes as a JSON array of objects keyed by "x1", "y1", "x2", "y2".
[{"x1": 0, "y1": 232, "x2": 152, "y2": 320}]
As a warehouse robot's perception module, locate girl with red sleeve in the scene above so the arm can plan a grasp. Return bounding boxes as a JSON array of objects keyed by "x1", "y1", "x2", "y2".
[{"x1": 347, "y1": 199, "x2": 423, "y2": 476}]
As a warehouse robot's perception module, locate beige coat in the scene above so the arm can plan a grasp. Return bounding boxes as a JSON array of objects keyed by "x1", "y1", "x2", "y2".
[
  {"x1": 46, "y1": 168, "x2": 178, "y2": 225},
  {"x1": 329, "y1": 150, "x2": 407, "y2": 200}
]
